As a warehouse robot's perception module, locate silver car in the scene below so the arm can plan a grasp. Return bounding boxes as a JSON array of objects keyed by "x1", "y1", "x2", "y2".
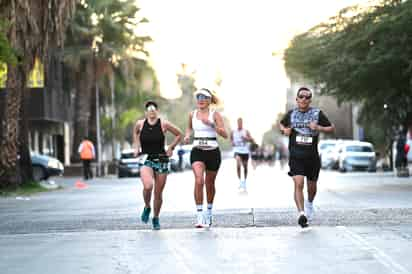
[{"x1": 337, "y1": 141, "x2": 377, "y2": 172}]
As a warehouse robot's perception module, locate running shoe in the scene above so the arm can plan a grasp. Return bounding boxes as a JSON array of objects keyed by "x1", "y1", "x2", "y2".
[
  {"x1": 195, "y1": 213, "x2": 204, "y2": 228},
  {"x1": 305, "y1": 201, "x2": 315, "y2": 221},
  {"x1": 205, "y1": 213, "x2": 213, "y2": 227},
  {"x1": 241, "y1": 180, "x2": 247, "y2": 190},
  {"x1": 141, "y1": 207, "x2": 151, "y2": 224},
  {"x1": 152, "y1": 217, "x2": 160, "y2": 230},
  {"x1": 298, "y1": 214, "x2": 308, "y2": 228}
]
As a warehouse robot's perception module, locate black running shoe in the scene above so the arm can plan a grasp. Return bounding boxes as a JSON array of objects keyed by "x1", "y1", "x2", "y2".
[{"x1": 298, "y1": 214, "x2": 308, "y2": 228}]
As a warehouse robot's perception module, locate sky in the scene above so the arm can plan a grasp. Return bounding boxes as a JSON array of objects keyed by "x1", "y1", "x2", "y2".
[{"x1": 136, "y1": 0, "x2": 371, "y2": 143}]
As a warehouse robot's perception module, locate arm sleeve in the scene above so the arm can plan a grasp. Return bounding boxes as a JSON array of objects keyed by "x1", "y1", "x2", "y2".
[
  {"x1": 318, "y1": 111, "x2": 332, "y2": 127},
  {"x1": 78, "y1": 143, "x2": 83, "y2": 154}
]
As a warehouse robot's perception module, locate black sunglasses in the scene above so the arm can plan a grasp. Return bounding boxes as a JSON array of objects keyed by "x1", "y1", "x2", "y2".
[{"x1": 297, "y1": 94, "x2": 312, "y2": 100}]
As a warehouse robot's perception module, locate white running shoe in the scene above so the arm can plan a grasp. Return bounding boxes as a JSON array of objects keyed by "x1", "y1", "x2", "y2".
[
  {"x1": 305, "y1": 201, "x2": 315, "y2": 221},
  {"x1": 195, "y1": 213, "x2": 204, "y2": 228},
  {"x1": 205, "y1": 212, "x2": 213, "y2": 227}
]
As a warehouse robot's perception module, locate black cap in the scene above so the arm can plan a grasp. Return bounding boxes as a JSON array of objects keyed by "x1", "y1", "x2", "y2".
[{"x1": 145, "y1": 100, "x2": 158, "y2": 109}]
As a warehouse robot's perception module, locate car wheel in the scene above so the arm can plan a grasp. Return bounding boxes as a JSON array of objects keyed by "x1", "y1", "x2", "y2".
[
  {"x1": 33, "y1": 165, "x2": 47, "y2": 181},
  {"x1": 118, "y1": 171, "x2": 124, "y2": 178}
]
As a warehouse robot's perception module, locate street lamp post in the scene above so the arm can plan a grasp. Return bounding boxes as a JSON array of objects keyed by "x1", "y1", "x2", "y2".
[{"x1": 94, "y1": 52, "x2": 102, "y2": 177}]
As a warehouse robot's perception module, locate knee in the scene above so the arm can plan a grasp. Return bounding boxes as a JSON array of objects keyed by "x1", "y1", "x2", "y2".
[
  {"x1": 194, "y1": 176, "x2": 204, "y2": 186},
  {"x1": 295, "y1": 181, "x2": 304, "y2": 190},
  {"x1": 143, "y1": 184, "x2": 153, "y2": 191},
  {"x1": 154, "y1": 193, "x2": 163, "y2": 201}
]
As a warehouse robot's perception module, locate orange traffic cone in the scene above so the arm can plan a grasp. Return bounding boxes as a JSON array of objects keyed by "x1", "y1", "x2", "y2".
[{"x1": 75, "y1": 180, "x2": 88, "y2": 189}]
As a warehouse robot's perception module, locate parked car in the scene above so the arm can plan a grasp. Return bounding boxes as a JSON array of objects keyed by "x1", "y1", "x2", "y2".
[
  {"x1": 118, "y1": 149, "x2": 140, "y2": 178},
  {"x1": 31, "y1": 152, "x2": 64, "y2": 181},
  {"x1": 170, "y1": 144, "x2": 193, "y2": 172},
  {"x1": 318, "y1": 139, "x2": 340, "y2": 169},
  {"x1": 337, "y1": 141, "x2": 377, "y2": 172}
]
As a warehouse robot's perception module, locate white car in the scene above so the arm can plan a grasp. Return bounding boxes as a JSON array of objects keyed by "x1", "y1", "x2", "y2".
[
  {"x1": 318, "y1": 139, "x2": 340, "y2": 169},
  {"x1": 117, "y1": 149, "x2": 140, "y2": 178},
  {"x1": 337, "y1": 141, "x2": 377, "y2": 172},
  {"x1": 170, "y1": 144, "x2": 193, "y2": 171}
]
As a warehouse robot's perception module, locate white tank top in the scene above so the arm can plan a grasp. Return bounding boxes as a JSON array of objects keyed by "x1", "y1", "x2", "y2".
[
  {"x1": 192, "y1": 110, "x2": 218, "y2": 149},
  {"x1": 232, "y1": 129, "x2": 249, "y2": 154}
]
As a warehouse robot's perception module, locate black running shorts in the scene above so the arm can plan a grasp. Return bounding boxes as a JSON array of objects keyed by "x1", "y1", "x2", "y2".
[
  {"x1": 288, "y1": 157, "x2": 321, "y2": 181},
  {"x1": 234, "y1": 152, "x2": 249, "y2": 161},
  {"x1": 190, "y1": 147, "x2": 221, "y2": 172}
]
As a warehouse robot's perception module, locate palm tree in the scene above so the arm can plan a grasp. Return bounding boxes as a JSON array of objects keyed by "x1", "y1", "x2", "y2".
[
  {"x1": 64, "y1": 0, "x2": 151, "y2": 162},
  {"x1": 0, "y1": 0, "x2": 76, "y2": 187}
]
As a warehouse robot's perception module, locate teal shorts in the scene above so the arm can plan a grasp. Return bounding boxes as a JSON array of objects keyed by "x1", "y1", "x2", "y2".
[{"x1": 142, "y1": 159, "x2": 169, "y2": 174}]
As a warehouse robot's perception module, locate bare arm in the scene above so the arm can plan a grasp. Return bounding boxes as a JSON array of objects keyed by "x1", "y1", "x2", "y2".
[
  {"x1": 133, "y1": 120, "x2": 142, "y2": 156},
  {"x1": 279, "y1": 123, "x2": 292, "y2": 136},
  {"x1": 184, "y1": 112, "x2": 193, "y2": 144},
  {"x1": 245, "y1": 130, "x2": 254, "y2": 143},
  {"x1": 164, "y1": 120, "x2": 183, "y2": 157},
  {"x1": 213, "y1": 112, "x2": 228, "y2": 139},
  {"x1": 311, "y1": 123, "x2": 335, "y2": 134}
]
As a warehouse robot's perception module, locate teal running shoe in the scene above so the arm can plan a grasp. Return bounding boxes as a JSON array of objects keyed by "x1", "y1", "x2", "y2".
[
  {"x1": 152, "y1": 217, "x2": 160, "y2": 230},
  {"x1": 141, "y1": 207, "x2": 151, "y2": 223}
]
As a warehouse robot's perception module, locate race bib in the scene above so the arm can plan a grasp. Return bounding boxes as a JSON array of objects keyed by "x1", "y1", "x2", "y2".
[
  {"x1": 296, "y1": 135, "x2": 313, "y2": 145},
  {"x1": 198, "y1": 139, "x2": 209, "y2": 146}
]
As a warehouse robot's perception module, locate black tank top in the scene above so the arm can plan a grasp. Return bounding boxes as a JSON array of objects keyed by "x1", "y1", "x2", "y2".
[{"x1": 139, "y1": 118, "x2": 165, "y2": 156}]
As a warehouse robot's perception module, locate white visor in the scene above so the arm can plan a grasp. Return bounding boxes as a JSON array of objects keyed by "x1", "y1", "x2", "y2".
[{"x1": 194, "y1": 89, "x2": 212, "y2": 98}]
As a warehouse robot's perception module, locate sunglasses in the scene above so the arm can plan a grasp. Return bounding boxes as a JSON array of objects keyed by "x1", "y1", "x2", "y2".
[
  {"x1": 297, "y1": 94, "x2": 312, "y2": 100},
  {"x1": 146, "y1": 105, "x2": 157, "y2": 111},
  {"x1": 196, "y1": 94, "x2": 211, "y2": 101}
]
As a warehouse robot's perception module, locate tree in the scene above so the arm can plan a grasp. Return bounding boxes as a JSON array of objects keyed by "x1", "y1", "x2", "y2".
[
  {"x1": 64, "y1": 0, "x2": 151, "y2": 162},
  {"x1": 284, "y1": 0, "x2": 412, "y2": 154},
  {"x1": 0, "y1": 20, "x2": 17, "y2": 65},
  {"x1": 0, "y1": 0, "x2": 75, "y2": 188}
]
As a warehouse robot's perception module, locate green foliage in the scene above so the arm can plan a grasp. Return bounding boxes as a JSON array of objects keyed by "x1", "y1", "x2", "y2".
[
  {"x1": 0, "y1": 181, "x2": 57, "y2": 197},
  {"x1": 284, "y1": 0, "x2": 412, "y2": 150},
  {"x1": 65, "y1": 0, "x2": 160, "y2": 150},
  {"x1": 0, "y1": 20, "x2": 18, "y2": 65}
]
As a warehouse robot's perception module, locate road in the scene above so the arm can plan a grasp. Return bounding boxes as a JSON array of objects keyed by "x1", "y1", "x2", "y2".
[{"x1": 1, "y1": 159, "x2": 412, "y2": 273}]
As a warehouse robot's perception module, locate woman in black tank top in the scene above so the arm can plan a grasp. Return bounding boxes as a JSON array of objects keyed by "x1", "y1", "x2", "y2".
[
  {"x1": 133, "y1": 101, "x2": 182, "y2": 230},
  {"x1": 140, "y1": 118, "x2": 166, "y2": 158}
]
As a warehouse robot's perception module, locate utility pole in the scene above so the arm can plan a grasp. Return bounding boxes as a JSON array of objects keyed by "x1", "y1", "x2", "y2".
[
  {"x1": 110, "y1": 74, "x2": 116, "y2": 160},
  {"x1": 95, "y1": 53, "x2": 102, "y2": 176}
]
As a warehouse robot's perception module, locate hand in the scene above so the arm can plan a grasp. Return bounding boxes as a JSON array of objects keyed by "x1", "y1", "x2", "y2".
[
  {"x1": 166, "y1": 147, "x2": 173, "y2": 157},
  {"x1": 183, "y1": 135, "x2": 190, "y2": 144},
  {"x1": 309, "y1": 122, "x2": 319, "y2": 131},
  {"x1": 282, "y1": 127, "x2": 292, "y2": 136},
  {"x1": 133, "y1": 149, "x2": 139, "y2": 157}
]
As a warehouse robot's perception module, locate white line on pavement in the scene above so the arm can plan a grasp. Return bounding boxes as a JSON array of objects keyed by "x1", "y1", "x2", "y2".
[{"x1": 337, "y1": 226, "x2": 409, "y2": 274}]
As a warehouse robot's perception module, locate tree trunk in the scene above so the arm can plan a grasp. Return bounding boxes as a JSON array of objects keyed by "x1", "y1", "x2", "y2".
[
  {"x1": 0, "y1": 0, "x2": 75, "y2": 188},
  {"x1": 71, "y1": 58, "x2": 94, "y2": 162},
  {"x1": 0, "y1": 64, "x2": 24, "y2": 187}
]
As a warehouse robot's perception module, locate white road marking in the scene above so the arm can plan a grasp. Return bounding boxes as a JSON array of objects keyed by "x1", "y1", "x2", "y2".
[{"x1": 338, "y1": 226, "x2": 409, "y2": 274}]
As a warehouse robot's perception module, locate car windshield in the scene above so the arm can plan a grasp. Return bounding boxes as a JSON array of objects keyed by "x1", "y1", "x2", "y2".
[
  {"x1": 346, "y1": 146, "x2": 373, "y2": 152},
  {"x1": 121, "y1": 152, "x2": 136, "y2": 159},
  {"x1": 320, "y1": 143, "x2": 336, "y2": 150}
]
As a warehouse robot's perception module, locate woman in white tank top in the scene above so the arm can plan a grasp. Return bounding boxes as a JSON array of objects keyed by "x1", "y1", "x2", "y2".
[{"x1": 184, "y1": 88, "x2": 228, "y2": 228}]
